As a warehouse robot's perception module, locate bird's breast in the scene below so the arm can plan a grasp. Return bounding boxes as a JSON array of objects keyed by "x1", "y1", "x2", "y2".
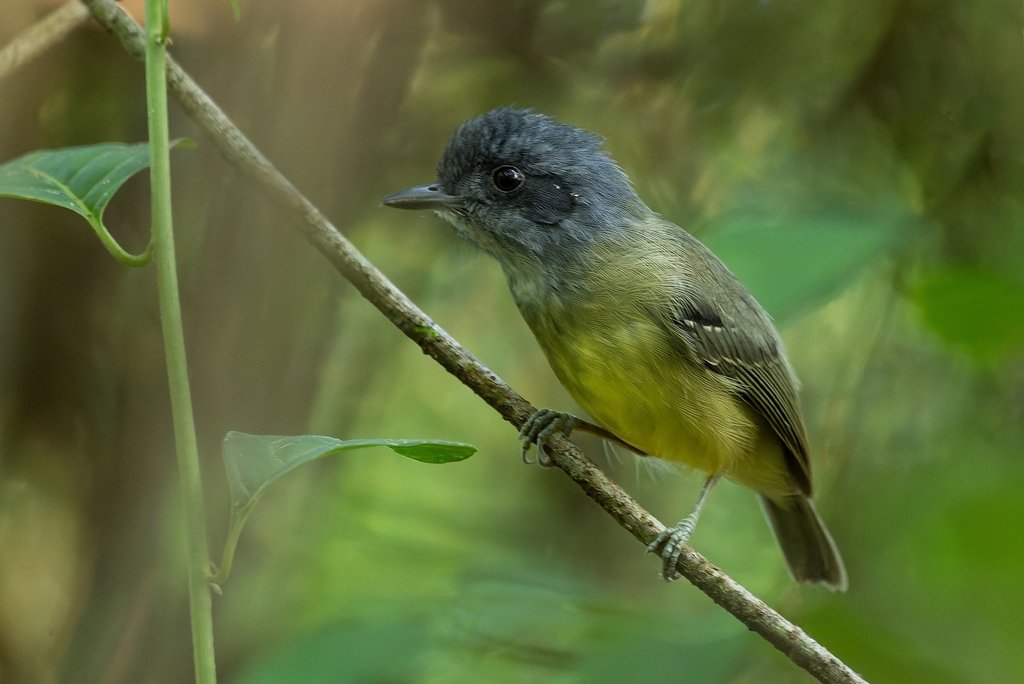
[{"x1": 520, "y1": 291, "x2": 758, "y2": 475}]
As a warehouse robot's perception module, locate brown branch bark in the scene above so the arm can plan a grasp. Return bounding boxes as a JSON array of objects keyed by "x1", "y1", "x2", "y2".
[
  {"x1": 78, "y1": 1, "x2": 867, "y2": 682},
  {"x1": 0, "y1": 1, "x2": 90, "y2": 82}
]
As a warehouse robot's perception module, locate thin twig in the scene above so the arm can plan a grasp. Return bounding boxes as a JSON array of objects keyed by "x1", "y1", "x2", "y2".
[
  {"x1": 0, "y1": 1, "x2": 91, "y2": 82},
  {"x1": 79, "y1": 1, "x2": 867, "y2": 682}
]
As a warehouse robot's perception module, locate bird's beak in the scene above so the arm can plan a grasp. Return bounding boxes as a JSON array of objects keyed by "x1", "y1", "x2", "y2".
[{"x1": 380, "y1": 183, "x2": 463, "y2": 210}]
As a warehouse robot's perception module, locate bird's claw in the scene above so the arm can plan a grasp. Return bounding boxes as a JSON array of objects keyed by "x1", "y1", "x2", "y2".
[
  {"x1": 520, "y1": 442, "x2": 553, "y2": 468},
  {"x1": 519, "y1": 409, "x2": 577, "y2": 468},
  {"x1": 646, "y1": 517, "x2": 697, "y2": 582}
]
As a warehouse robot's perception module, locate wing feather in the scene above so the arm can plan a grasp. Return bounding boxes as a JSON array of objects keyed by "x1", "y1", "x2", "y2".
[{"x1": 668, "y1": 300, "x2": 812, "y2": 495}]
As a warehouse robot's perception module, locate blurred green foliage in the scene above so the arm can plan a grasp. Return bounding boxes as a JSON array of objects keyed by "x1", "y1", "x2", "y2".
[
  {"x1": 702, "y1": 212, "x2": 912, "y2": 323},
  {"x1": 1, "y1": 0, "x2": 1023, "y2": 683},
  {"x1": 916, "y1": 268, "x2": 1024, "y2": 363}
]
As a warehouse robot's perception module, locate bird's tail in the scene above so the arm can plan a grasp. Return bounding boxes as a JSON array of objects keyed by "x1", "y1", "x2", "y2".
[{"x1": 759, "y1": 494, "x2": 848, "y2": 592}]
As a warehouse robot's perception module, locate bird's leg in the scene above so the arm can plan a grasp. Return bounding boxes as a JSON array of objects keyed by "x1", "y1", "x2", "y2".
[
  {"x1": 520, "y1": 411, "x2": 647, "y2": 467},
  {"x1": 519, "y1": 409, "x2": 579, "y2": 468},
  {"x1": 572, "y1": 420, "x2": 648, "y2": 456},
  {"x1": 646, "y1": 472, "x2": 722, "y2": 581}
]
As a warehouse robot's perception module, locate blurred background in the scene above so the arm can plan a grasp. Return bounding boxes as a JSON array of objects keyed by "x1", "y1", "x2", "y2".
[{"x1": 1, "y1": 0, "x2": 1023, "y2": 682}]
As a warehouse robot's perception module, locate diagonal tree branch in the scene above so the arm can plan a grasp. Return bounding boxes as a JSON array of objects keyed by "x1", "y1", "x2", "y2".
[
  {"x1": 0, "y1": 1, "x2": 91, "y2": 82},
  {"x1": 78, "y1": 1, "x2": 867, "y2": 682}
]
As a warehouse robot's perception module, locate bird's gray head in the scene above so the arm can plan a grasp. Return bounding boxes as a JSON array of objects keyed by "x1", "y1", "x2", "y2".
[{"x1": 382, "y1": 107, "x2": 647, "y2": 272}]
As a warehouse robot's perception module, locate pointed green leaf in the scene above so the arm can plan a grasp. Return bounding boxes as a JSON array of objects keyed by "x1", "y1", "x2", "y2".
[
  {"x1": 223, "y1": 432, "x2": 475, "y2": 516},
  {"x1": 2, "y1": 142, "x2": 150, "y2": 222},
  {"x1": 387, "y1": 440, "x2": 481, "y2": 464},
  {"x1": 210, "y1": 432, "x2": 475, "y2": 585},
  {"x1": 0, "y1": 140, "x2": 193, "y2": 267}
]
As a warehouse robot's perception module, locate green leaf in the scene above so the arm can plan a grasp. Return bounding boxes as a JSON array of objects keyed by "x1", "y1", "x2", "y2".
[
  {"x1": 702, "y1": 212, "x2": 910, "y2": 323},
  {"x1": 223, "y1": 433, "x2": 476, "y2": 514},
  {"x1": 210, "y1": 432, "x2": 475, "y2": 586},
  {"x1": 226, "y1": 0, "x2": 240, "y2": 21},
  {"x1": 915, "y1": 268, "x2": 1024, "y2": 363},
  {"x1": 0, "y1": 140, "x2": 192, "y2": 267}
]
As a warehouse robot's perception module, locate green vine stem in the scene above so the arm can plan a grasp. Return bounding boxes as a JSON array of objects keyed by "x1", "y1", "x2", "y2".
[
  {"x1": 87, "y1": 215, "x2": 153, "y2": 267},
  {"x1": 206, "y1": 510, "x2": 245, "y2": 589},
  {"x1": 143, "y1": 0, "x2": 217, "y2": 682}
]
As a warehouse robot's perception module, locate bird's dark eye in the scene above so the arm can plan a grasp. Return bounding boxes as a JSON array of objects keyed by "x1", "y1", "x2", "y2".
[{"x1": 491, "y1": 165, "x2": 524, "y2": 192}]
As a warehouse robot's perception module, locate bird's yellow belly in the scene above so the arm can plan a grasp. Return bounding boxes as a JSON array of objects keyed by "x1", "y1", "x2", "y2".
[{"x1": 540, "y1": 322, "x2": 758, "y2": 476}]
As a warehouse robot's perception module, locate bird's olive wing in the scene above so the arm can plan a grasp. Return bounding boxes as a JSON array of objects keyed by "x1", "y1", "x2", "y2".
[{"x1": 668, "y1": 301, "x2": 812, "y2": 495}]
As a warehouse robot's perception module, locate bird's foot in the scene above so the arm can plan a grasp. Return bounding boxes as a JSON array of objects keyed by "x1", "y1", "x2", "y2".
[
  {"x1": 646, "y1": 515, "x2": 698, "y2": 582},
  {"x1": 519, "y1": 409, "x2": 577, "y2": 468}
]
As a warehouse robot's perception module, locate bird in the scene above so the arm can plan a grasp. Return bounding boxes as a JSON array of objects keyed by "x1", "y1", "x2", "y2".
[{"x1": 381, "y1": 106, "x2": 847, "y2": 590}]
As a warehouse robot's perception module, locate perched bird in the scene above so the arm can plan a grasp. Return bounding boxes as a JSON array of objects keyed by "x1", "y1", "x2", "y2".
[{"x1": 382, "y1": 107, "x2": 847, "y2": 590}]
